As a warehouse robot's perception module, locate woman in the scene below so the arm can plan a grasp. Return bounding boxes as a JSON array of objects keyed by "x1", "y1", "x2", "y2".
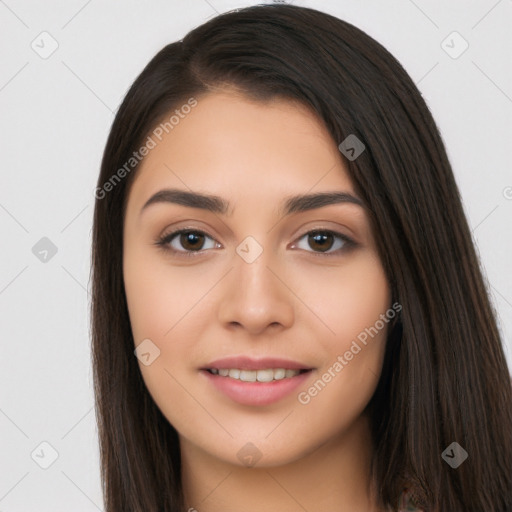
[{"x1": 90, "y1": 4, "x2": 512, "y2": 511}]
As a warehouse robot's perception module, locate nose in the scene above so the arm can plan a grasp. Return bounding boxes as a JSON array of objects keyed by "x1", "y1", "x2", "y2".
[{"x1": 217, "y1": 246, "x2": 295, "y2": 336}]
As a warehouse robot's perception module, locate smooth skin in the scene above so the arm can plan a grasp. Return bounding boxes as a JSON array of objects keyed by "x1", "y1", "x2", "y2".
[{"x1": 123, "y1": 90, "x2": 392, "y2": 512}]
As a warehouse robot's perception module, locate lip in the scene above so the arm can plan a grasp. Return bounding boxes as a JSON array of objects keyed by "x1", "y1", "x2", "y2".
[
  {"x1": 200, "y1": 368, "x2": 313, "y2": 406},
  {"x1": 202, "y1": 356, "x2": 313, "y2": 371}
]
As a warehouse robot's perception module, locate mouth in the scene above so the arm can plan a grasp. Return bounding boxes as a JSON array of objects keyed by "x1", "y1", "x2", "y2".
[
  {"x1": 199, "y1": 356, "x2": 315, "y2": 406},
  {"x1": 200, "y1": 366, "x2": 314, "y2": 406}
]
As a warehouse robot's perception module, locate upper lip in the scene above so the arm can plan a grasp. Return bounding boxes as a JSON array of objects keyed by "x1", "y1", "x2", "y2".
[{"x1": 202, "y1": 356, "x2": 313, "y2": 371}]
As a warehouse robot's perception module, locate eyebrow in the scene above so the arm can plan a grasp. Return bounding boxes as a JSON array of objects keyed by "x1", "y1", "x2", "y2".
[{"x1": 139, "y1": 188, "x2": 364, "y2": 218}]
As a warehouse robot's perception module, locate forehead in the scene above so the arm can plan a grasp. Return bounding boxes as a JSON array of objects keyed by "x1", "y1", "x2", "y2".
[{"x1": 126, "y1": 91, "x2": 354, "y2": 212}]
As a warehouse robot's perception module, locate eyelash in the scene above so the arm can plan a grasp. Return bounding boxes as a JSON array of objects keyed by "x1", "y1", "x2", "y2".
[{"x1": 154, "y1": 227, "x2": 357, "y2": 258}]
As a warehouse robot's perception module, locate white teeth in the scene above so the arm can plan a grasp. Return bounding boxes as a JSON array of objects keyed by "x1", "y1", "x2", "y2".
[
  {"x1": 209, "y1": 368, "x2": 303, "y2": 382},
  {"x1": 256, "y1": 369, "x2": 274, "y2": 382},
  {"x1": 273, "y1": 368, "x2": 286, "y2": 380},
  {"x1": 240, "y1": 370, "x2": 257, "y2": 382}
]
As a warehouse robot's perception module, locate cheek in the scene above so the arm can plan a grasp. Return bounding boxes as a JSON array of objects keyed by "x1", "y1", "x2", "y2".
[
  {"x1": 123, "y1": 254, "x2": 171, "y2": 343},
  {"x1": 123, "y1": 246, "x2": 201, "y2": 345},
  {"x1": 295, "y1": 252, "x2": 390, "y2": 398},
  {"x1": 123, "y1": 245, "x2": 218, "y2": 403},
  {"x1": 123, "y1": 248, "x2": 203, "y2": 419},
  {"x1": 296, "y1": 251, "x2": 390, "y2": 346},
  {"x1": 336, "y1": 261, "x2": 390, "y2": 345}
]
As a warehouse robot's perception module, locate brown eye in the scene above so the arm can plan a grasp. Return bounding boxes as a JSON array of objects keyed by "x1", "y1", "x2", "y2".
[
  {"x1": 157, "y1": 229, "x2": 218, "y2": 255},
  {"x1": 307, "y1": 231, "x2": 335, "y2": 252},
  {"x1": 293, "y1": 229, "x2": 355, "y2": 256},
  {"x1": 179, "y1": 231, "x2": 205, "y2": 251}
]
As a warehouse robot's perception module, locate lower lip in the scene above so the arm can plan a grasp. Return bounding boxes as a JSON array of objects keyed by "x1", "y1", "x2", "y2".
[{"x1": 200, "y1": 369, "x2": 313, "y2": 406}]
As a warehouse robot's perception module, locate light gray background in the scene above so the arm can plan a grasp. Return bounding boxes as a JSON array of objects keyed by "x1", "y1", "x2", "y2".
[{"x1": 1, "y1": 0, "x2": 511, "y2": 510}]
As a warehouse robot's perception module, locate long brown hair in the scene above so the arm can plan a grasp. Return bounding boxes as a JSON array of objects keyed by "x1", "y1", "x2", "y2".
[{"x1": 90, "y1": 4, "x2": 512, "y2": 511}]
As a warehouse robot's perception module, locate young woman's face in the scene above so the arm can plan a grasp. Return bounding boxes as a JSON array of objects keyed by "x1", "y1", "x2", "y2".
[{"x1": 123, "y1": 91, "x2": 391, "y2": 467}]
